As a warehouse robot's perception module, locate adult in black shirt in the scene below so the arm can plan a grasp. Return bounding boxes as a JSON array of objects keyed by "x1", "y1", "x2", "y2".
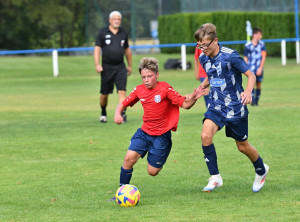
[{"x1": 94, "y1": 11, "x2": 132, "y2": 123}]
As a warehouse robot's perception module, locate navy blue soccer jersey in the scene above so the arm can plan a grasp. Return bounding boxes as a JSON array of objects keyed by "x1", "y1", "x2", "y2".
[
  {"x1": 199, "y1": 45, "x2": 250, "y2": 119},
  {"x1": 243, "y1": 41, "x2": 266, "y2": 74}
]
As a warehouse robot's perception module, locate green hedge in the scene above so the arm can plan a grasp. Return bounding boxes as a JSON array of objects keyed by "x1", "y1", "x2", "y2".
[{"x1": 158, "y1": 11, "x2": 299, "y2": 57}]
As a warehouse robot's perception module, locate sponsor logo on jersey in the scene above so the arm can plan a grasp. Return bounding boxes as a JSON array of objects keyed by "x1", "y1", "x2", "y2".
[
  {"x1": 210, "y1": 78, "x2": 226, "y2": 87},
  {"x1": 154, "y1": 95, "x2": 161, "y2": 103}
]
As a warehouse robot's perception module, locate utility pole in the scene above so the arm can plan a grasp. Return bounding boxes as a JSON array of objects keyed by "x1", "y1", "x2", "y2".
[
  {"x1": 158, "y1": 0, "x2": 162, "y2": 17},
  {"x1": 131, "y1": 0, "x2": 136, "y2": 49}
]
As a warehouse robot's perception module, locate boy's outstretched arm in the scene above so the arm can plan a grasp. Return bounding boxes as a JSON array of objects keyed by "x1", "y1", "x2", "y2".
[
  {"x1": 198, "y1": 77, "x2": 209, "y2": 90},
  {"x1": 181, "y1": 88, "x2": 204, "y2": 109}
]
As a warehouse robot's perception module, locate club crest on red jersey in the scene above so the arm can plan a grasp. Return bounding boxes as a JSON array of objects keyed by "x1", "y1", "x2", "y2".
[{"x1": 154, "y1": 95, "x2": 161, "y2": 103}]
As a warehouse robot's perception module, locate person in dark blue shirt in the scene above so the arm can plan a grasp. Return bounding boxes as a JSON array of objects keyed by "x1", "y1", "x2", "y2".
[
  {"x1": 194, "y1": 23, "x2": 269, "y2": 193},
  {"x1": 244, "y1": 28, "x2": 267, "y2": 106}
]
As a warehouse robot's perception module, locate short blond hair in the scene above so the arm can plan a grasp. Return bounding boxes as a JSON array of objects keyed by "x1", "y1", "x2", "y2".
[
  {"x1": 138, "y1": 57, "x2": 159, "y2": 74},
  {"x1": 194, "y1": 23, "x2": 217, "y2": 42}
]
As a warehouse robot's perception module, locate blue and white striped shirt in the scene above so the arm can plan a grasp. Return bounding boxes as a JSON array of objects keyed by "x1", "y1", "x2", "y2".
[{"x1": 200, "y1": 45, "x2": 251, "y2": 119}]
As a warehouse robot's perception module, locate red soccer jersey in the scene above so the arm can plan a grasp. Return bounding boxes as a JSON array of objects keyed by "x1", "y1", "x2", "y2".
[
  {"x1": 194, "y1": 46, "x2": 207, "y2": 78},
  {"x1": 122, "y1": 81, "x2": 186, "y2": 136}
]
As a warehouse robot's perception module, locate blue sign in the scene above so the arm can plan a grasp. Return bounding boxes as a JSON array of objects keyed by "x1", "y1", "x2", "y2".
[{"x1": 151, "y1": 30, "x2": 158, "y2": 39}]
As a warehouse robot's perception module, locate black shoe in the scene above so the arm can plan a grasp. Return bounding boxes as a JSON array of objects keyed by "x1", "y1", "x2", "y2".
[{"x1": 107, "y1": 196, "x2": 116, "y2": 202}]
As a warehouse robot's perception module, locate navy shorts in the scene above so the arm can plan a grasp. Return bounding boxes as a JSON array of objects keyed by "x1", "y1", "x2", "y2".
[
  {"x1": 203, "y1": 109, "x2": 249, "y2": 142},
  {"x1": 255, "y1": 71, "x2": 263, "y2": 82},
  {"x1": 128, "y1": 128, "x2": 172, "y2": 168},
  {"x1": 100, "y1": 63, "x2": 127, "y2": 94}
]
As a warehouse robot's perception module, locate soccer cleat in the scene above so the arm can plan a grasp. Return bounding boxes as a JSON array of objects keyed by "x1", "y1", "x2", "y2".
[
  {"x1": 107, "y1": 196, "x2": 116, "y2": 202},
  {"x1": 100, "y1": 115, "x2": 107, "y2": 123},
  {"x1": 252, "y1": 164, "x2": 269, "y2": 193},
  {"x1": 203, "y1": 174, "x2": 223, "y2": 192}
]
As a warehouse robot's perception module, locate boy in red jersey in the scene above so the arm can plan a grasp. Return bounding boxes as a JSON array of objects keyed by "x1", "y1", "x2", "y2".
[{"x1": 114, "y1": 57, "x2": 203, "y2": 191}]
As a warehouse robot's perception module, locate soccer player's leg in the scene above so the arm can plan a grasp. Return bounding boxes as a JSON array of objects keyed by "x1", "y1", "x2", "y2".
[
  {"x1": 236, "y1": 140, "x2": 269, "y2": 192},
  {"x1": 100, "y1": 94, "x2": 108, "y2": 122},
  {"x1": 147, "y1": 163, "x2": 162, "y2": 176},
  {"x1": 251, "y1": 88, "x2": 256, "y2": 106},
  {"x1": 116, "y1": 65, "x2": 128, "y2": 122},
  {"x1": 108, "y1": 129, "x2": 147, "y2": 201},
  {"x1": 201, "y1": 111, "x2": 224, "y2": 192},
  {"x1": 255, "y1": 81, "x2": 262, "y2": 106},
  {"x1": 255, "y1": 73, "x2": 263, "y2": 105},
  {"x1": 108, "y1": 151, "x2": 139, "y2": 202},
  {"x1": 226, "y1": 115, "x2": 268, "y2": 192},
  {"x1": 100, "y1": 69, "x2": 114, "y2": 123},
  {"x1": 120, "y1": 128, "x2": 148, "y2": 186},
  {"x1": 146, "y1": 131, "x2": 172, "y2": 176},
  {"x1": 252, "y1": 158, "x2": 269, "y2": 192},
  {"x1": 120, "y1": 150, "x2": 141, "y2": 185}
]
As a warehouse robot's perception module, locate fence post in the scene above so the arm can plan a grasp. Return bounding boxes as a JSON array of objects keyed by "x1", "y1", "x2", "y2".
[
  {"x1": 281, "y1": 40, "x2": 286, "y2": 66},
  {"x1": 52, "y1": 50, "x2": 59, "y2": 77},
  {"x1": 296, "y1": 41, "x2": 300, "y2": 64},
  {"x1": 181, "y1": 44, "x2": 186, "y2": 71}
]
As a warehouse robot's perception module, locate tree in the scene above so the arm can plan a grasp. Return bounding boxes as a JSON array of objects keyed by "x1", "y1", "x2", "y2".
[
  {"x1": 27, "y1": 0, "x2": 85, "y2": 48},
  {"x1": 0, "y1": 0, "x2": 85, "y2": 49}
]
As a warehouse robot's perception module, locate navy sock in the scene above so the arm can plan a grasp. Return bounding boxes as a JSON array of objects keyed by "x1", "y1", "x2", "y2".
[
  {"x1": 119, "y1": 166, "x2": 133, "y2": 186},
  {"x1": 256, "y1": 89, "x2": 261, "y2": 104},
  {"x1": 251, "y1": 89, "x2": 255, "y2": 103},
  {"x1": 252, "y1": 156, "x2": 265, "y2": 175},
  {"x1": 202, "y1": 144, "x2": 219, "y2": 175},
  {"x1": 101, "y1": 105, "x2": 107, "y2": 116}
]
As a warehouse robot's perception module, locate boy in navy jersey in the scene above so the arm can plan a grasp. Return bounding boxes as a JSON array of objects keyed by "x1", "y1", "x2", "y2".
[
  {"x1": 195, "y1": 23, "x2": 269, "y2": 192},
  {"x1": 244, "y1": 27, "x2": 267, "y2": 106},
  {"x1": 110, "y1": 57, "x2": 203, "y2": 200}
]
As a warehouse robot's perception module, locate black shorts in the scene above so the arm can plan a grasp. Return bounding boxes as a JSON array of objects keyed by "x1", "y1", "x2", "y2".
[{"x1": 100, "y1": 63, "x2": 127, "y2": 94}]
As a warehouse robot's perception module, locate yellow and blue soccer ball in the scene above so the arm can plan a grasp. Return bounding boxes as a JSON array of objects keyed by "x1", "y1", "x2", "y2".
[{"x1": 115, "y1": 184, "x2": 140, "y2": 207}]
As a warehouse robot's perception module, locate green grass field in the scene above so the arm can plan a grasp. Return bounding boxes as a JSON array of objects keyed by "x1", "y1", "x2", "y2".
[{"x1": 0, "y1": 54, "x2": 299, "y2": 221}]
